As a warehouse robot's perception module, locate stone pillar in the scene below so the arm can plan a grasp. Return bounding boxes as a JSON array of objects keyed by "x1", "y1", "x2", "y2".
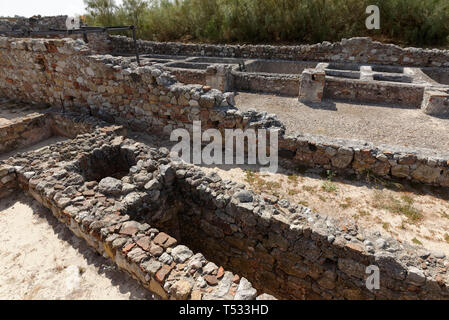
[
  {"x1": 298, "y1": 68, "x2": 325, "y2": 103},
  {"x1": 205, "y1": 64, "x2": 233, "y2": 92},
  {"x1": 421, "y1": 87, "x2": 449, "y2": 117}
]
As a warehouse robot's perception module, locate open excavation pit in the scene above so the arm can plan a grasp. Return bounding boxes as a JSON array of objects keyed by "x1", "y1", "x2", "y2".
[{"x1": 1, "y1": 17, "x2": 449, "y2": 300}]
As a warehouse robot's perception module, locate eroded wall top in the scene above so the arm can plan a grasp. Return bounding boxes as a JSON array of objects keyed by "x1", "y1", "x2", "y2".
[{"x1": 112, "y1": 36, "x2": 449, "y2": 68}]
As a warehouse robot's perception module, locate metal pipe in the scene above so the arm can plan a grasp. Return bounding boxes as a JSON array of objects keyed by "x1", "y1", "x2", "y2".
[{"x1": 131, "y1": 26, "x2": 140, "y2": 66}]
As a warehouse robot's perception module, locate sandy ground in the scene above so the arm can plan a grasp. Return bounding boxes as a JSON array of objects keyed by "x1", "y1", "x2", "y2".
[
  {"x1": 235, "y1": 92, "x2": 449, "y2": 152},
  {"x1": 0, "y1": 193, "x2": 155, "y2": 300}
]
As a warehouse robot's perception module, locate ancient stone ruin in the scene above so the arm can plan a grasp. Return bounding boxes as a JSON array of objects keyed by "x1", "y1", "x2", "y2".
[{"x1": 1, "y1": 16, "x2": 449, "y2": 300}]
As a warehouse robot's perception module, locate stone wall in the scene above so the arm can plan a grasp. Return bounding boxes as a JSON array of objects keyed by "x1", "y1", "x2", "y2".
[
  {"x1": 323, "y1": 77, "x2": 425, "y2": 108},
  {"x1": 0, "y1": 16, "x2": 111, "y2": 54},
  {"x1": 232, "y1": 71, "x2": 300, "y2": 96},
  {"x1": 0, "y1": 165, "x2": 17, "y2": 198},
  {"x1": 168, "y1": 166, "x2": 449, "y2": 299},
  {"x1": 0, "y1": 15, "x2": 69, "y2": 32},
  {"x1": 0, "y1": 112, "x2": 52, "y2": 153},
  {"x1": 0, "y1": 127, "x2": 269, "y2": 301},
  {"x1": 111, "y1": 36, "x2": 449, "y2": 68},
  {"x1": 2, "y1": 36, "x2": 449, "y2": 188}
]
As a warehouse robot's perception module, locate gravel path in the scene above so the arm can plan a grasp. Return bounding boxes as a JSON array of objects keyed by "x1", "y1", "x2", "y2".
[{"x1": 235, "y1": 92, "x2": 449, "y2": 152}]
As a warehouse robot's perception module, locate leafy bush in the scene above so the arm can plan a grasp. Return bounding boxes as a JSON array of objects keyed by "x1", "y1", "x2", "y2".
[{"x1": 83, "y1": 0, "x2": 449, "y2": 46}]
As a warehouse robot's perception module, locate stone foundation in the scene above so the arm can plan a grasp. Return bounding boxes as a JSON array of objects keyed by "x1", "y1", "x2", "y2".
[
  {"x1": 0, "y1": 111, "x2": 52, "y2": 154},
  {"x1": 1, "y1": 121, "x2": 449, "y2": 300},
  {"x1": 0, "y1": 124, "x2": 270, "y2": 300}
]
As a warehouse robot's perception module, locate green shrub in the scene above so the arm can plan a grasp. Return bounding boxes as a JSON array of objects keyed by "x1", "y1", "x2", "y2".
[{"x1": 83, "y1": 0, "x2": 449, "y2": 46}]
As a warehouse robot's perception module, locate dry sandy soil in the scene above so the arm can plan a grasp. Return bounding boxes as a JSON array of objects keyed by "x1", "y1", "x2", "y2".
[
  {"x1": 0, "y1": 193, "x2": 155, "y2": 300},
  {"x1": 235, "y1": 92, "x2": 449, "y2": 152}
]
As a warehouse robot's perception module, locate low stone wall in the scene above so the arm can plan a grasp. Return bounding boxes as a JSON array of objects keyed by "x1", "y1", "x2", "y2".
[
  {"x1": 164, "y1": 67, "x2": 206, "y2": 87},
  {"x1": 0, "y1": 15, "x2": 69, "y2": 32},
  {"x1": 0, "y1": 112, "x2": 52, "y2": 153},
  {"x1": 2, "y1": 36, "x2": 449, "y2": 188},
  {"x1": 421, "y1": 88, "x2": 449, "y2": 117},
  {"x1": 0, "y1": 128, "x2": 269, "y2": 301},
  {"x1": 111, "y1": 36, "x2": 449, "y2": 68},
  {"x1": 280, "y1": 133, "x2": 449, "y2": 187},
  {"x1": 170, "y1": 167, "x2": 449, "y2": 299},
  {"x1": 323, "y1": 77, "x2": 425, "y2": 108},
  {"x1": 0, "y1": 15, "x2": 111, "y2": 55},
  {"x1": 0, "y1": 37, "x2": 238, "y2": 134},
  {"x1": 0, "y1": 165, "x2": 17, "y2": 198}
]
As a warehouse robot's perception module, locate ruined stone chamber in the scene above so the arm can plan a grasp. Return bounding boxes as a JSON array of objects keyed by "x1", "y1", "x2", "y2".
[{"x1": 1, "y1": 27, "x2": 449, "y2": 300}]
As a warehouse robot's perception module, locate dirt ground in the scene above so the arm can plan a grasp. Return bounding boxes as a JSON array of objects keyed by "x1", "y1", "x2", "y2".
[
  {"x1": 0, "y1": 193, "x2": 155, "y2": 300},
  {"x1": 235, "y1": 92, "x2": 449, "y2": 152}
]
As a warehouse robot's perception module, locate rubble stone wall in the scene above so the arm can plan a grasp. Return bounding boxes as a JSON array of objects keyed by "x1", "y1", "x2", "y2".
[
  {"x1": 324, "y1": 77, "x2": 425, "y2": 108},
  {"x1": 169, "y1": 171, "x2": 449, "y2": 300},
  {"x1": 111, "y1": 36, "x2": 449, "y2": 68},
  {"x1": 0, "y1": 16, "x2": 111, "y2": 54},
  {"x1": 0, "y1": 112, "x2": 52, "y2": 154},
  {"x1": 232, "y1": 71, "x2": 300, "y2": 96},
  {"x1": 0, "y1": 15, "x2": 69, "y2": 32},
  {"x1": 2, "y1": 37, "x2": 449, "y2": 188},
  {"x1": 0, "y1": 128, "x2": 269, "y2": 301}
]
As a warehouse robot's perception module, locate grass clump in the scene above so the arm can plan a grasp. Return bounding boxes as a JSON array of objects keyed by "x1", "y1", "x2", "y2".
[
  {"x1": 339, "y1": 197, "x2": 353, "y2": 209},
  {"x1": 372, "y1": 191, "x2": 423, "y2": 223},
  {"x1": 244, "y1": 169, "x2": 280, "y2": 195},
  {"x1": 412, "y1": 237, "x2": 423, "y2": 246},
  {"x1": 322, "y1": 170, "x2": 338, "y2": 193}
]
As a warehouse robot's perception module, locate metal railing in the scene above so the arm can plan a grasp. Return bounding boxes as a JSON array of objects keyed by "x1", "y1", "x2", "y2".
[{"x1": 0, "y1": 25, "x2": 140, "y2": 64}]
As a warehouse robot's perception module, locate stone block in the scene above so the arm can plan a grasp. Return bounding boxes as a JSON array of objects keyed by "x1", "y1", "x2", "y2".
[
  {"x1": 421, "y1": 88, "x2": 449, "y2": 117},
  {"x1": 298, "y1": 68, "x2": 325, "y2": 103}
]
